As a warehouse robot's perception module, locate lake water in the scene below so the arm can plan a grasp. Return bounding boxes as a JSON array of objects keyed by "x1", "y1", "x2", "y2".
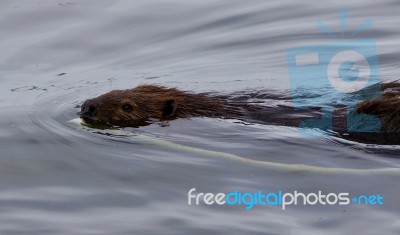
[{"x1": 1, "y1": 0, "x2": 400, "y2": 234}]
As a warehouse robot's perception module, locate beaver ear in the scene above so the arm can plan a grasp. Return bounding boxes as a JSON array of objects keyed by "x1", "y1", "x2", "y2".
[{"x1": 162, "y1": 99, "x2": 177, "y2": 117}]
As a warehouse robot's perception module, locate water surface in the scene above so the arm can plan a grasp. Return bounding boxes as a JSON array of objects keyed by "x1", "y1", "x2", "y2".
[{"x1": 0, "y1": 0, "x2": 400, "y2": 234}]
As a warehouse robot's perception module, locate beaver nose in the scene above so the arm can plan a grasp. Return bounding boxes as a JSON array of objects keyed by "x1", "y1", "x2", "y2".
[{"x1": 80, "y1": 99, "x2": 97, "y2": 118}]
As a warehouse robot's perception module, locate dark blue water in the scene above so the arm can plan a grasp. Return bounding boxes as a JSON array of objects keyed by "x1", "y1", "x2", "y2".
[{"x1": 0, "y1": 1, "x2": 400, "y2": 234}]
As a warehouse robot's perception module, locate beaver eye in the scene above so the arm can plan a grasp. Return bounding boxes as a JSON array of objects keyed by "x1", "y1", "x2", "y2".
[{"x1": 122, "y1": 104, "x2": 133, "y2": 112}]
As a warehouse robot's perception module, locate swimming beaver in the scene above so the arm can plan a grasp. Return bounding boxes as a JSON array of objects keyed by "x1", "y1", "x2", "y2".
[
  {"x1": 80, "y1": 84, "x2": 243, "y2": 127},
  {"x1": 80, "y1": 84, "x2": 321, "y2": 128},
  {"x1": 80, "y1": 83, "x2": 400, "y2": 144}
]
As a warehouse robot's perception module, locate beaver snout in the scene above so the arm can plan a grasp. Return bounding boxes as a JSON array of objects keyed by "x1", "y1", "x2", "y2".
[{"x1": 80, "y1": 99, "x2": 97, "y2": 120}]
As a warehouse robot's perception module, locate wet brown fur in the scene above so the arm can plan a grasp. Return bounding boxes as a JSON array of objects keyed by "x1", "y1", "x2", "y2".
[
  {"x1": 80, "y1": 85, "x2": 244, "y2": 127},
  {"x1": 81, "y1": 83, "x2": 400, "y2": 144},
  {"x1": 357, "y1": 82, "x2": 400, "y2": 131}
]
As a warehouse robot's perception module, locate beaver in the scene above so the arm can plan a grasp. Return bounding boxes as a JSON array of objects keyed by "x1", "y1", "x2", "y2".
[
  {"x1": 80, "y1": 83, "x2": 400, "y2": 144},
  {"x1": 80, "y1": 85, "x2": 243, "y2": 127},
  {"x1": 80, "y1": 84, "x2": 321, "y2": 128}
]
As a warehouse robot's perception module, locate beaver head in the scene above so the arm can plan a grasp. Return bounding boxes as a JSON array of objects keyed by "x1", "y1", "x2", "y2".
[{"x1": 80, "y1": 85, "x2": 181, "y2": 127}]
